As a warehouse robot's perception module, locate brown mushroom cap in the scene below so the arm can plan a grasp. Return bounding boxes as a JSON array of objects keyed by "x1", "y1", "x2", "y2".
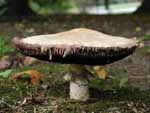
[{"x1": 13, "y1": 28, "x2": 138, "y2": 65}]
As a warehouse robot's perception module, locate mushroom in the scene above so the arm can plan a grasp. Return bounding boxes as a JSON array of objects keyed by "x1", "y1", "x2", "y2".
[{"x1": 13, "y1": 28, "x2": 138, "y2": 101}]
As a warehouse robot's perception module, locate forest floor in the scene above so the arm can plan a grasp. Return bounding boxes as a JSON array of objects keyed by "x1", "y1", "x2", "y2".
[{"x1": 0, "y1": 14, "x2": 150, "y2": 113}]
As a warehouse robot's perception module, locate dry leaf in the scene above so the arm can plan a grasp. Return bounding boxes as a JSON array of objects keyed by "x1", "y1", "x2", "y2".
[
  {"x1": 11, "y1": 70, "x2": 44, "y2": 85},
  {"x1": 93, "y1": 66, "x2": 108, "y2": 80},
  {"x1": 0, "y1": 55, "x2": 10, "y2": 60}
]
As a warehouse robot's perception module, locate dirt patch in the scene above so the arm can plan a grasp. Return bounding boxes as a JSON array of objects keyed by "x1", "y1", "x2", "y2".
[{"x1": 0, "y1": 14, "x2": 150, "y2": 37}]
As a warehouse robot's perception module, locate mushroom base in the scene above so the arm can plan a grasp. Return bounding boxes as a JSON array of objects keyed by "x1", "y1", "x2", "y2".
[{"x1": 70, "y1": 76, "x2": 89, "y2": 101}]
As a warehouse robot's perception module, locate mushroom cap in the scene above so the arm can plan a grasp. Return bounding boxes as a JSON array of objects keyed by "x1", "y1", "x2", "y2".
[{"x1": 13, "y1": 28, "x2": 138, "y2": 65}]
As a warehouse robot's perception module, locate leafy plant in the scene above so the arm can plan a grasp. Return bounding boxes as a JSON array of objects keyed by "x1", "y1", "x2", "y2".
[
  {"x1": 89, "y1": 76, "x2": 129, "y2": 91},
  {"x1": 110, "y1": 76, "x2": 129, "y2": 89},
  {"x1": 29, "y1": 0, "x2": 74, "y2": 15},
  {"x1": 0, "y1": 0, "x2": 7, "y2": 16},
  {"x1": 139, "y1": 34, "x2": 150, "y2": 42},
  {"x1": 0, "y1": 0, "x2": 75, "y2": 16},
  {"x1": 0, "y1": 69, "x2": 13, "y2": 78}
]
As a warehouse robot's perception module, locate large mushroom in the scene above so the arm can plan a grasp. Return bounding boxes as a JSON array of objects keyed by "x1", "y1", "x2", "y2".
[{"x1": 13, "y1": 28, "x2": 138, "y2": 101}]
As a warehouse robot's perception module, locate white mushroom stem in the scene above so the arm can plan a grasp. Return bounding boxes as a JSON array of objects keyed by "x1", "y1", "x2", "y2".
[
  {"x1": 70, "y1": 76, "x2": 89, "y2": 101},
  {"x1": 69, "y1": 65, "x2": 89, "y2": 101}
]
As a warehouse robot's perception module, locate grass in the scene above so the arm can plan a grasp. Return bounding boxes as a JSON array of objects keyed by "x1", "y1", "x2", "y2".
[
  {"x1": 0, "y1": 35, "x2": 15, "y2": 57},
  {"x1": 0, "y1": 76, "x2": 150, "y2": 113}
]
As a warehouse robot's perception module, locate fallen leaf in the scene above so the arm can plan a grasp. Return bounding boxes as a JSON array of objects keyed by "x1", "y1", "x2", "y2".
[
  {"x1": 11, "y1": 70, "x2": 44, "y2": 85},
  {"x1": 93, "y1": 66, "x2": 108, "y2": 80},
  {"x1": 0, "y1": 55, "x2": 10, "y2": 60},
  {"x1": 135, "y1": 27, "x2": 141, "y2": 32},
  {"x1": 25, "y1": 28, "x2": 35, "y2": 33},
  {"x1": 96, "y1": 69, "x2": 108, "y2": 80},
  {"x1": 132, "y1": 107, "x2": 138, "y2": 113}
]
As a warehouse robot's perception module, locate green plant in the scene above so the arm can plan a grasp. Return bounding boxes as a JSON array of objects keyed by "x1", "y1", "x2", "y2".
[
  {"x1": 29, "y1": 0, "x2": 75, "y2": 15},
  {"x1": 139, "y1": 34, "x2": 150, "y2": 42},
  {"x1": 0, "y1": 69, "x2": 13, "y2": 78},
  {"x1": 110, "y1": 76, "x2": 129, "y2": 89},
  {"x1": 0, "y1": 0, "x2": 7, "y2": 15},
  {"x1": 89, "y1": 76, "x2": 129, "y2": 91},
  {"x1": 0, "y1": 0, "x2": 75, "y2": 16}
]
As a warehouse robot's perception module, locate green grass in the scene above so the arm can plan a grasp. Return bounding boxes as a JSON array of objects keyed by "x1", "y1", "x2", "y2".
[
  {"x1": 0, "y1": 35, "x2": 15, "y2": 57},
  {"x1": 1, "y1": 77, "x2": 150, "y2": 113}
]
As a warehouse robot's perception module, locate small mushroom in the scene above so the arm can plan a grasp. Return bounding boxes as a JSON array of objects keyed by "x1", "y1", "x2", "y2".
[{"x1": 13, "y1": 28, "x2": 138, "y2": 101}]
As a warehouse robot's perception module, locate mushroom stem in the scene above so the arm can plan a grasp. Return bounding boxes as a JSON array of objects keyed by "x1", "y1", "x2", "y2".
[{"x1": 70, "y1": 65, "x2": 89, "y2": 101}]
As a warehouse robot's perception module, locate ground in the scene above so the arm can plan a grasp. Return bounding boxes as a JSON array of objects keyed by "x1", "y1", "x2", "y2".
[{"x1": 0, "y1": 14, "x2": 150, "y2": 113}]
